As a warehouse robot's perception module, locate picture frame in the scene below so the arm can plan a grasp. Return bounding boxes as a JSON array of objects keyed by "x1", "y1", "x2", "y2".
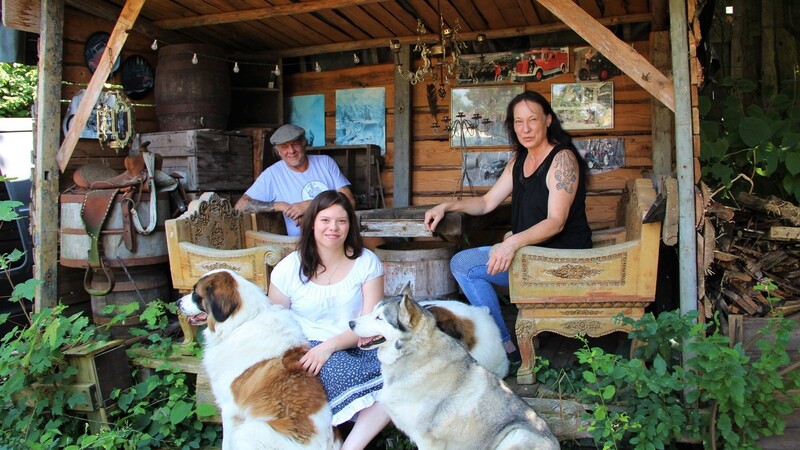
[
  {"x1": 463, "y1": 150, "x2": 515, "y2": 187},
  {"x1": 574, "y1": 138, "x2": 625, "y2": 174},
  {"x1": 449, "y1": 85, "x2": 523, "y2": 147},
  {"x1": 550, "y1": 82, "x2": 614, "y2": 130},
  {"x1": 286, "y1": 94, "x2": 326, "y2": 147},
  {"x1": 120, "y1": 55, "x2": 155, "y2": 100},
  {"x1": 84, "y1": 32, "x2": 120, "y2": 74},
  {"x1": 335, "y1": 87, "x2": 386, "y2": 154}
]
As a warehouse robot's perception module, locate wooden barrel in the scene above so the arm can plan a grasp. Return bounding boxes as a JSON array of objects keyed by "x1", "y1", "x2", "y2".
[
  {"x1": 90, "y1": 265, "x2": 171, "y2": 339},
  {"x1": 154, "y1": 44, "x2": 231, "y2": 131},
  {"x1": 59, "y1": 192, "x2": 170, "y2": 268},
  {"x1": 374, "y1": 241, "x2": 458, "y2": 299}
]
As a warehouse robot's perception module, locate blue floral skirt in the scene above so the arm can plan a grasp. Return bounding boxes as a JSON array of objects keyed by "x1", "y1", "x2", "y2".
[{"x1": 310, "y1": 340, "x2": 383, "y2": 425}]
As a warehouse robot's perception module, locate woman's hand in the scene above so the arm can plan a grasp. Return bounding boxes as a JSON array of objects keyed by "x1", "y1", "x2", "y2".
[
  {"x1": 424, "y1": 203, "x2": 449, "y2": 232},
  {"x1": 487, "y1": 240, "x2": 518, "y2": 276},
  {"x1": 300, "y1": 342, "x2": 335, "y2": 376}
]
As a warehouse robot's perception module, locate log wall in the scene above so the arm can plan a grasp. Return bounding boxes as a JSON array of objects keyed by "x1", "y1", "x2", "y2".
[{"x1": 286, "y1": 41, "x2": 654, "y2": 229}]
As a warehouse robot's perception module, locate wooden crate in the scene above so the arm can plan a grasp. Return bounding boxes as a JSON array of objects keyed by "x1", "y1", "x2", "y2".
[{"x1": 135, "y1": 130, "x2": 253, "y2": 192}]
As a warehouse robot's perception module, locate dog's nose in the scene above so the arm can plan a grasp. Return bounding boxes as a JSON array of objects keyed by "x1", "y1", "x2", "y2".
[{"x1": 348, "y1": 320, "x2": 356, "y2": 329}]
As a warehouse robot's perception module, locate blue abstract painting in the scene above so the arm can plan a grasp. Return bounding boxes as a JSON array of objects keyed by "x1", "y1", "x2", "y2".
[
  {"x1": 335, "y1": 87, "x2": 386, "y2": 154},
  {"x1": 286, "y1": 94, "x2": 325, "y2": 147}
]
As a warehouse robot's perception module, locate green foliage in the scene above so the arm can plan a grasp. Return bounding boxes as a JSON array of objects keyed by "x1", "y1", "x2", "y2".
[
  {"x1": 699, "y1": 76, "x2": 800, "y2": 202},
  {"x1": 0, "y1": 63, "x2": 37, "y2": 118},
  {"x1": 576, "y1": 310, "x2": 800, "y2": 449},
  {"x1": 0, "y1": 299, "x2": 222, "y2": 449},
  {"x1": 0, "y1": 181, "x2": 220, "y2": 448}
]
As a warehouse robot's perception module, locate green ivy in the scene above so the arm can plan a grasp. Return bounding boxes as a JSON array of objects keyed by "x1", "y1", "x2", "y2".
[
  {"x1": 576, "y1": 310, "x2": 800, "y2": 449},
  {"x1": 0, "y1": 62, "x2": 37, "y2": 118},
  {"x1": 0, "y1": 187, "x2": 220, "y2": 448},
  {"x1": 699, "y1": 76, "x2": 800, "y2": 202}
]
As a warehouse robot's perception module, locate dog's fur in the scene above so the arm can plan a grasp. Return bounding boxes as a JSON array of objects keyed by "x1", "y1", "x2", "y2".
[
  {"x1": 418, "y1": 300, "x2": 508, "y2": 378},
  {"x1": 178, "y1": 269, "x2": 339, "y2": 450},
  {"x1": 350, "y1": 291, "x2": 560, "y2": 450}
]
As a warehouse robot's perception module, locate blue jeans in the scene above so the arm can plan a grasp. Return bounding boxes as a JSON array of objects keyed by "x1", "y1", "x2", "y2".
[{"x1": 450, "y1": 246, "x2": 511, "y2": 344}]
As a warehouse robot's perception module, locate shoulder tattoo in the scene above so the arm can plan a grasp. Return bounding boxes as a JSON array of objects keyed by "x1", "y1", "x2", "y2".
[{"x1": 552, "y1": 150, "x2": 578, "y2": 194}]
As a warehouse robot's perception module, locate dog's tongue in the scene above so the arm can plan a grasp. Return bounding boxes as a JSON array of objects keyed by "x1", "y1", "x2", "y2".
[
  {"x1": 188, "y1": 312, "x2": 208, "y2": 325},
  {"x1": 358, "y1": 336, "x2": 385, "y2": 350}
]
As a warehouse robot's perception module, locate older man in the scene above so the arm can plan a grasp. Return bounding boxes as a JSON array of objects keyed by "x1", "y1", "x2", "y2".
[{"x1": 235, "y1": 124, "x2": 355, "y2": 236}]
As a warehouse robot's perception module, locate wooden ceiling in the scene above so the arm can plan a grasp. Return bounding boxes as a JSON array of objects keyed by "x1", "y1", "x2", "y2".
[{"x1": 68, "y1": 0, "x2": 657, "y2": 59}]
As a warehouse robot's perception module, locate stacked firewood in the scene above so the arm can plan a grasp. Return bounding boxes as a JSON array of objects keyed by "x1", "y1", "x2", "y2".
[{"x1": 703, "y1": 191, "x2": 800, "y2": 319}]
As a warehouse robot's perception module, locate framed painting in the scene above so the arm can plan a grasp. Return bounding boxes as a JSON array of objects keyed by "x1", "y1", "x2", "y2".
[
  {"x1": 335, "y1": 87, "x2": 386, "y2": 154},
  {"x1": 463, "y1": 150, "x2": 514, "y2": 187},
  {"x1": 574, "y1": 138, "x2": 625, "y2": 174},
  {"x1": 286, "y1": 94, "x2": 325, "y2": 147},
  {"x1": 449, "y1": 85, "x2": 523, "y2": 147},
  {"x1": 551, "y1": 82, "x2": 614, "y2": 130}
]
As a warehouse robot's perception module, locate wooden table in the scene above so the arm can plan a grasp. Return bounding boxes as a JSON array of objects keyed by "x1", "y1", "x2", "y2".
[{"x1": 356, "y1": 206, "x2": 464, "y2": 239}]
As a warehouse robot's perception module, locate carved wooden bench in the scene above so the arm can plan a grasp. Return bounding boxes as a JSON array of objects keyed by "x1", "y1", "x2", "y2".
[
  {"x1": 164, "y1": 192, "x2": 297, "y2": 344},
  {"x1": 509, "y1": 178, "x2": 660, "y2": 384}
]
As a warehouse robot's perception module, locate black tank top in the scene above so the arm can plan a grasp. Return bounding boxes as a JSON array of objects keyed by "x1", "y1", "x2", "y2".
[{"x1": 511, "y1": 145, "x2": 592, "y2": 249}]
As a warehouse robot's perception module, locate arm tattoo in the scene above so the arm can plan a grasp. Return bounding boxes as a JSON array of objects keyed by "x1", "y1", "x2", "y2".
[
  {"x1": 552, "y1": 151, "x2": 578, "y2": 194},
  {"x1": 239, "y1": 199, "x2": 275, "y2": 213}
]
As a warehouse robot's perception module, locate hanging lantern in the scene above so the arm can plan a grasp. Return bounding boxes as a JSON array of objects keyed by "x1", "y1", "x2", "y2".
[{"x1": 96, "y1": 90, "x2": 134, "y2": 151}]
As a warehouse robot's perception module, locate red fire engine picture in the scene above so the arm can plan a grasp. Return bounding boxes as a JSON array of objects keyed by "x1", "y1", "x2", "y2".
[{"x1": 510, "y1": 47, "x2": 569, "y2": 82}]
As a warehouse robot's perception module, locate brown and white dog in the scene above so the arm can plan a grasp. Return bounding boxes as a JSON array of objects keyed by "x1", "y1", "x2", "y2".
[{"x1": 178, "y1": 269, "x2": 339, "y2": 450}]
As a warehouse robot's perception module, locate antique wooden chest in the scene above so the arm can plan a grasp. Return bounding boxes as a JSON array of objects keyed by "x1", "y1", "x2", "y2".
[{"x1": 135, "y1": 130, "x2": 253, "y2": 192}]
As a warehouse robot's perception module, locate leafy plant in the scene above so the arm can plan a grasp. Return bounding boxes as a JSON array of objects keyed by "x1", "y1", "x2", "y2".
[
  {"x1": 699, "y1": 76, "x2": 800, "y2": 202},
  {"x1": 0, "y1": 62, "x2": 37, "y2": 118},
  {"x1": 576, "y1": 310, "x2": 800, "y2": 449}
]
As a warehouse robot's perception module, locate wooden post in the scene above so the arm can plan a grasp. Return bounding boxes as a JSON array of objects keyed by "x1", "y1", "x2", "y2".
[
  {"x1": 651, "y1": 31, "x2": 674, "y2": 178},
  {"x1": 55, "y1": 0, "x2": 145, "y2": 172},
  {"x1": 392, "y1": 45, "x2": 411, "y2": 208},
  {"x1": 33, "y1": 0, "x2": 64, "y2": 310}
]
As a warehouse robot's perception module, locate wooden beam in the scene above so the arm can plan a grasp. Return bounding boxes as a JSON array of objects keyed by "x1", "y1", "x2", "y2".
[
  {"x1": 152, "y1": 0, "x2": 386, "y2": 30},
  {"x1": 536, "y1": 0, "x2": 675, "y2": 112},
  {"x1": 55, "y1": 0, "x2": 144, "y2": 173},
  {"x1": 2, "y1": 0, "x2": 40, "y2": 32},
  {"x1": 66, "y1": 0, "x2": 187, "y2": 44},
  {"x1": 33, "y1": 0, "x2": 63, "y2": 310},
  {"x1": 270, "y1": 12, "x2": 653, "y2": 58}
]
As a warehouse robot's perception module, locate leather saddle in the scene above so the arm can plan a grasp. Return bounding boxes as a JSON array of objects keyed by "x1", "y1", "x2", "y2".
[{"x1": 73, "y1": 144, "x2": 182, "y2": 296}]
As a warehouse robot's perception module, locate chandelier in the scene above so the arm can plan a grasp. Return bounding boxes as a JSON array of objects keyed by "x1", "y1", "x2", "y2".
[{"x1": 389, "y1": 5, "x2": 485, "y2": 101}]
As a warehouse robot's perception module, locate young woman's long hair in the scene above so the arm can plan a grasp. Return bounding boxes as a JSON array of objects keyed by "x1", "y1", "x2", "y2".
[
  {"x1": 297, "y1": 190, "x2": 363, "y2": 282},
  {"x1": 504, "y1": 90, "x2": 589, "y2": 181}
]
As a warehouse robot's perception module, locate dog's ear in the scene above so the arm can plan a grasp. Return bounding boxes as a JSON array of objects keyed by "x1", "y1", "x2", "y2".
[
  {"x1": 401, "y1": 293, "x2": 424, "y2": 328},
  {"x1": 400, "y1": 282, "x2": 412, "y2": 298},
  {"x1": 204, "y1": 274, "x2": 239, "y2": 323}
]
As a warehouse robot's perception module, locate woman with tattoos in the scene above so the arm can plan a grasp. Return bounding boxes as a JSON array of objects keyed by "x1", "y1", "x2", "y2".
[
  {"x1": 424, "y1": 90, "x2": 591, "y2": 368},
  {"x1": 235, "y1": 124, "x2": 356, "y2": 236}
]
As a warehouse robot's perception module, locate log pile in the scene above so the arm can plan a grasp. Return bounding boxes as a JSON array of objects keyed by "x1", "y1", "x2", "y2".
[{"x1": 704, "y1": 191, "x2": 800, "y2": 320}]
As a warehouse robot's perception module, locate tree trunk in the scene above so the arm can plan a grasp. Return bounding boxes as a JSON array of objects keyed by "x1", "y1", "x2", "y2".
[
  {"x1": 762, "y1": 0, "x2": 778, "y2": 100},
  {"x1": 775, "y1": 0, "x2": 798, "y2": 89}
]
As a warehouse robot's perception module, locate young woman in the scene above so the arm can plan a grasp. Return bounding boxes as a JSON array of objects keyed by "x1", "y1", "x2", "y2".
[
  {"x1": 268, "y1": 190, "x2": 389, "y2": 450},
  {"x1": 424, "y1": 90, "x2": 592, "y2": 367}
]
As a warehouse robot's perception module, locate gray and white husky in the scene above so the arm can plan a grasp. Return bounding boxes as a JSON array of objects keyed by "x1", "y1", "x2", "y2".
[{"x1": 350, "y1": 290, "x2": 560, "y2": 450}]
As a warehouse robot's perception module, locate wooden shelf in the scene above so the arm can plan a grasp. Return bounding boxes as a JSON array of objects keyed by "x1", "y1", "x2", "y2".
[{"x1": 231, "y1": 86, "x2": 280, "y2": 93}]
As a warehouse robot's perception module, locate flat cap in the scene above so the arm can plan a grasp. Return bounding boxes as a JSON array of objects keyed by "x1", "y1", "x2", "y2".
[{"x1": 270, "y1": 124, "x2": 306, "y2": 145}]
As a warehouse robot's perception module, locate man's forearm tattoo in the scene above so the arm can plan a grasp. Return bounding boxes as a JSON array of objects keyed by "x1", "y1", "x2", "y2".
[
  {"x1": 239, "y1": 199, "x2": 275, "y2": 213},
  {"x1": 553, "y1": 151, "x2": 578, "y2": 194}
]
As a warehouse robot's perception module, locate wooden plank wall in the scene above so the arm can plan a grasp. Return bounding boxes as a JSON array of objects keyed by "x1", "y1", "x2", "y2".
[{"x1": 285, "y1": 41, "x2": 654, "y2": 229}]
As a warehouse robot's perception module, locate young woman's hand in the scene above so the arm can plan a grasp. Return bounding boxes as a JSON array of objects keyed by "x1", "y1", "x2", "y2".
[{"x1": 300, "y1": 342, "x2": 335, "y2": 375}]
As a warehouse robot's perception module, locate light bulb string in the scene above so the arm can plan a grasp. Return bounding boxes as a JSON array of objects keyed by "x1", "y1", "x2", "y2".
[{"x1": 143, "y1": 37, "x2": 342, "y2": 73}]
